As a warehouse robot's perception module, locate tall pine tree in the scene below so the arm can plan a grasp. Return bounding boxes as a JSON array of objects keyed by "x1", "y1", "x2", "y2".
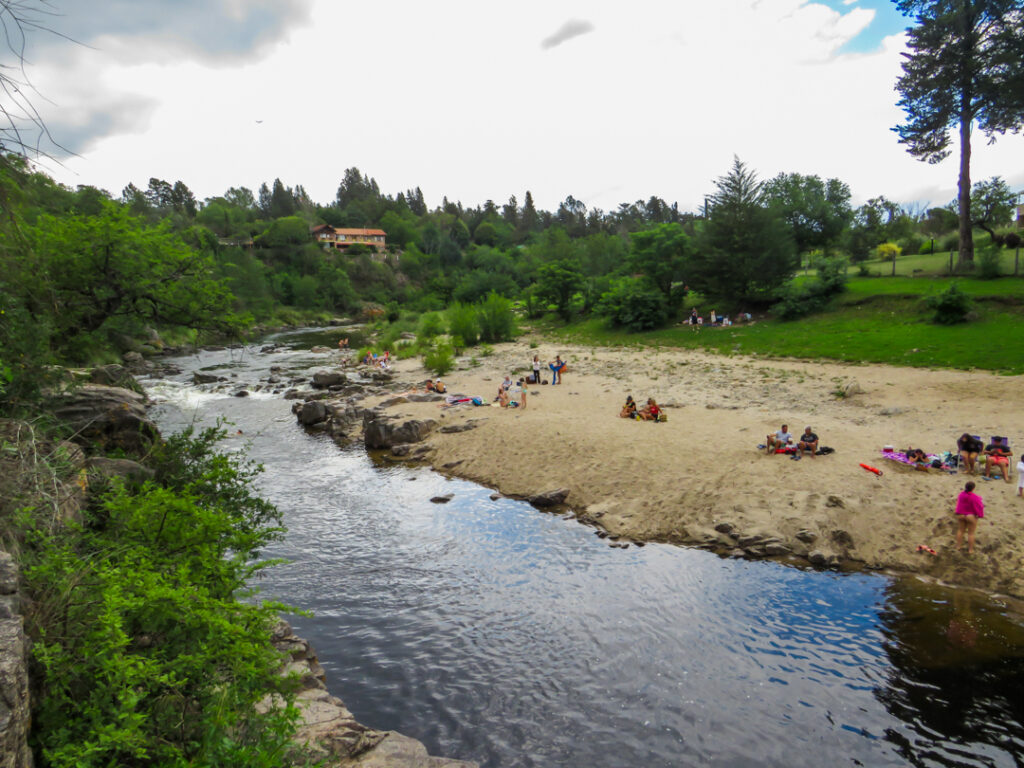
[{"x1": 893, "y1": 0, "x2": 1024, "y2": 266}]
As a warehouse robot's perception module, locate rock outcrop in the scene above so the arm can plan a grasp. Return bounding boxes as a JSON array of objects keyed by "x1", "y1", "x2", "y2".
[
  {"x1": 48, "y1": 384, "x2": 158, "y2": 455},
  {"x1": 0, "y1": 552, "x2": 31, "y2": 768},
  {"x1": 363, "y1": 414, "x2": 438, "y2": 450}
]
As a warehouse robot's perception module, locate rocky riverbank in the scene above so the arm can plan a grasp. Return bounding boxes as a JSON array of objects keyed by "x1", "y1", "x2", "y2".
[{"x1": 0, "y1": 369, "x2": 477, "y2": 768}]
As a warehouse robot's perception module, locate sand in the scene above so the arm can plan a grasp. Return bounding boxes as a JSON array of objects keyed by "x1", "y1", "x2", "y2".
[{"x1": 368, "y1": 339, "x2": 1024, "y2": 597}]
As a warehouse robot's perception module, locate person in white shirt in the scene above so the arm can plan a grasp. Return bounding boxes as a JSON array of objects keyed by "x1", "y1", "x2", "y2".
[{"x1": 766, "y1": 424, "x2": 793, "y2": 455}]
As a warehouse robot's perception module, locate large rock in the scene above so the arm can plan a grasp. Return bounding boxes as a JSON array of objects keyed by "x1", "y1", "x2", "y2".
[
  {"x1": 49, "y1": 384, "x2": 158, "y2": 455},
  {"x1": 298, "y1": 401, "x2": 329, "y2": 426},
  {"x1": 363, "y1": 415, "x2": 438, "y2": 449},
  {"x1": 311, "y1": 371, "x2": 347, "y2": 389},
  {"x1": 0, "y1": 616, "x2": 31, "y2": 768}
]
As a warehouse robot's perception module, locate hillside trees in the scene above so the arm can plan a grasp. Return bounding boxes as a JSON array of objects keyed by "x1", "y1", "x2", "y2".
[
  {"x1": 628, "y1": 223, "x2": 691, "y2": 309},
  {"x1": 893, "y1": 0, "x2": 1024, "y2": 266},
  {"x1": 15, "y1": 200, "x2": 241, "y2": 355},
  {"x1": 763, "y1": 173, "x2": 853, "y2": 255},
  {"x1": 689, "y1": 158, "x2": 797, "y2": 305}
]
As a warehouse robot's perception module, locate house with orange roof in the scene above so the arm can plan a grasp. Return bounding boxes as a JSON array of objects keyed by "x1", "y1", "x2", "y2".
[{"x1": 310, "y1": 224, "x2": 387, "y2": 252}]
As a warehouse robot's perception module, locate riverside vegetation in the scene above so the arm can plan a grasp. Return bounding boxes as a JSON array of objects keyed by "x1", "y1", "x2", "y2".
[{"x1": 1, "y1": 151, "x2": 1023, "y2": 765}]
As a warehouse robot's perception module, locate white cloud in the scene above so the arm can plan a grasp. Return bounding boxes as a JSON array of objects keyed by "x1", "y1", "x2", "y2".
[{"x1": 32, "y1": 0, "x2": 1024, "y2": 212}]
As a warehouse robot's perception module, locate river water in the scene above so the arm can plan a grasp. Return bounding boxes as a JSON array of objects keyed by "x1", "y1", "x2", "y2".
[{"x1": 144, "y1": 331, "x2": 1024, "y2": 768}]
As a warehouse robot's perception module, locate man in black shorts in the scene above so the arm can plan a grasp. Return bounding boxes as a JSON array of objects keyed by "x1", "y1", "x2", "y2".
[{"x1": 797, "y1": 426, "x2": 819, "y2": 458}]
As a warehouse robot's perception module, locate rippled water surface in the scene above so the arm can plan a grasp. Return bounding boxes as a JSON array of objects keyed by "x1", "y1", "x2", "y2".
[{"x1": 145, "y1": 335, "x2": 1024, "y2": 768}]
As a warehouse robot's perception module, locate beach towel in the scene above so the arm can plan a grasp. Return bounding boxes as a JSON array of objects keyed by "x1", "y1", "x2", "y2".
[{"x1": 881, "y1": 449, "x2": 937, "y2": 466}]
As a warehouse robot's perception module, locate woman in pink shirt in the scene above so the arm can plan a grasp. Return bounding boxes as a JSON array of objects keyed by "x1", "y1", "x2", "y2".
[{"x1": 954, "y1": 481, "x2": 984, "y2": 554}]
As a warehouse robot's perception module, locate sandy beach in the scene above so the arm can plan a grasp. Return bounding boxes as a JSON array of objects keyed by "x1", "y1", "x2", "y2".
[{"x1": 365, "y1": 340, "x2": 1024, "y2": 598}]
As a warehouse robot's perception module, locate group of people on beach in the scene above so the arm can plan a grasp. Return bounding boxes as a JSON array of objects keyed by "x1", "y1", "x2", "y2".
[
  {"x1": 619, "y1": 395, "x2": 663, "y2": 422},
  {"x1": 956, "y1": 433, "x2": 1017, "y2": 482},
  {"x1": 496, "y1": 375, "x2": 527, "y2": 408},
  {"x1": 765, "y1": 424, "x2": 819, "y2": 458},
  {"x1": 528, "y1": 354, "x2": 566, "y2": 385}
]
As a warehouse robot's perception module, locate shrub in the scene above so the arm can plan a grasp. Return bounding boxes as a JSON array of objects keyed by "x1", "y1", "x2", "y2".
[
  {"x1": 476, "y1": 291, "x2": 516, "y2": 343},
  {"x1": 21, "y1": 426, "x2": 302, "y2": 768},
  {"x1": 924, "y1": 282, "x2": 972, "y2": 324},
  {"x1": 939, "y1": 233, "x2": 960, "y2": 253},
  {"x1": 446, "y1": 302, "x2": 479, "y2": 346},
  {"x1": 977, "y1": 243, "x2": 1003, "y2": 279},
  {"x1": 417, "y1": 311, "x2": 445, "y2": 341},
  {"x1": 1005, "y1": 232, "x2": 1021, "y2": 249},
  {"x1": 596, "y1": 277, "x2": 670, "y2": 332},
  {"x1": 423, "y1": 340, "x2": 455, "y2": 376},
  {"x1": 773, "y1": 256, "x2": 848, "y2": 320},
  {"x1": 898, "y1": 234, "x2": 924, "y2": 257}
]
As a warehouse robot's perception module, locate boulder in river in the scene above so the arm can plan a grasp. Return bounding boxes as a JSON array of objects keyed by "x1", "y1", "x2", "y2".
[
  {"x1": 363, "y1": 414, "x2": 437, "y2": 449},
  {"x1": 298, "y1": 401, "x2": 329, "y2": 426},
  {"x1": 528, "y1": 488, "x2": 570, "y2": 508},
  {"x1": 311, "y1": 371, "x2": 347, "y2": 389}
]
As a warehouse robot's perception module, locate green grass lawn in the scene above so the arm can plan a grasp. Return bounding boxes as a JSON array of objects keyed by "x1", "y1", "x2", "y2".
[{"x1": 550, "y1": 278, "x2": 1024, "y2": 374}]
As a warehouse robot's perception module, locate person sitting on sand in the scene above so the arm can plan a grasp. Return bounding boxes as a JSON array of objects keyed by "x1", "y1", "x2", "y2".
[
  {"x1": 797, "y1": 426, "x2": 819, "y2": 458},
  {"x1": 957, "y1": 433, "x2": 983, "y2": 475},
  {"x1": 984, "y1": 436, "x2": 1013, "y2": 482},
  {"x1": 620, "y1": 395, "x2": 638, "y2": 419},
  {"x1": 766, "y1": 424, "x2": 793, "y2": 455},
  {"x1": 954, "y1": 480, "x2": 984, "y2": 554},
  {"x1": 639, "y1": 398, "x2": 661, "y2": 421}
]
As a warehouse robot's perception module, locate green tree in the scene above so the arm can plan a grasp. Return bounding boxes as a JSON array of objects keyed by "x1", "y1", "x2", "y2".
[
  {"x1": 690, "y1": 157, "x2": 798, "y2": 305},
  {"x1": 763, "y1": 173, "x2": 853, "y2": 255},
  {"x1": 596, "y1": 276, "x2": 670, "y2": 331},
  {"x1": 963, "y1": 175, "x2": 1017, "y2": 241},
  {"x1": 893, "y1": 0, "x2": 1024, "y2": 266},
  {"x1": 534, "y1": 260, "x2": 585, "y2": 321},
  {"x1": 21, "y1": 201, "x2": 240, "y2": 352},
  {"x1": 628, "y1": 222, "x2": 691, "y2": 309}
]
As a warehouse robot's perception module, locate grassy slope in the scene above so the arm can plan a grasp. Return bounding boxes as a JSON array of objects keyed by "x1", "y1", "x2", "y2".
[{"x1": 553, "y1": 249, "x2": 1024, "y2": 375}]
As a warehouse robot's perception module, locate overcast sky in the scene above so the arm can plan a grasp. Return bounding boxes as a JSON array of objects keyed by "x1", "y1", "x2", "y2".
[{"x1": 11, "y1": 0, "x2": 1024, "y2": 213}]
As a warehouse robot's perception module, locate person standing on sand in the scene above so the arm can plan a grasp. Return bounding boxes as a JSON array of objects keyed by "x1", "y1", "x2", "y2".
[
  {"x1": 532, "y1": 354, "x2": 541, "y2": 384},
  {"x1": 954, "y1": 481, "x2": 984, "y2": 554},
  {"x1": 549, "y1": 355, "x2": 565, "y2": 385},
  {"x1": 1017, "y1": 458, "x2": 1024, "y2": 498}
]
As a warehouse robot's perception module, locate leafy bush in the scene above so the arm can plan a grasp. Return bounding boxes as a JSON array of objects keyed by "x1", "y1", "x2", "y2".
[
  {"x1": 476, "y1": 291, "x2": 516, "y2": 343},
  {"x1": 446, "y1": 302, "x2": 479, "y2": 346},
  {"x1": 899, "y1": 234, "x2": 924, "y2": 257},
  {"x1": 939, "y1": 233, "x2": 960, "y2": 253},
  {"x1": 417, "y1": 311, "x2": 445, "y2": 340},
  {"x1": 1005, "y1": 232, "x2": 1021, "y2": 249},
  {"x1": 595, "y1": 277, "x2": 669, "y2": 331},
  {"x1": 924, "y1": 282, "x2": 972, "y2": 324},
  {"x1": 977, "y1": 243, "x2": 1003, "y2": 279},
  {"x1": 918, "y1": 239, "x2": 938, "y2": 255},
  {"x1": 772, "y1": 256, "x2": 848, "y2": 320},
  {"x1": 424, "y1": 340, "x2": 455, "y2": 376},
  {"x1": 21, "y1": 426, "x2": 302, "y2": 768}
]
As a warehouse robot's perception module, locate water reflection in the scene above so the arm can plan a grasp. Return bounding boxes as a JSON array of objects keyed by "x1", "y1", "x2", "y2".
[
  {"x1": 143, "y1": 340, "x2": 1024, "y2": 768},
  {"x1": 876, "y1": 580, "x2": 1024, "y2": 765}
]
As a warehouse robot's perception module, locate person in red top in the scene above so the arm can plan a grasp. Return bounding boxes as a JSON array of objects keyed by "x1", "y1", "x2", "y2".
[
  {"x1": 640, "y1": 398, "x2": 661, "y2": 421},
  {"x1": 954, "y1": 481, "x2": 984, "y2": 554}
]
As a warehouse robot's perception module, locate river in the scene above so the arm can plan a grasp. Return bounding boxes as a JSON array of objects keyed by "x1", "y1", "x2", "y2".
[{"x1": 143, "y1": 330, "x2": 1024, "y2": 768}]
